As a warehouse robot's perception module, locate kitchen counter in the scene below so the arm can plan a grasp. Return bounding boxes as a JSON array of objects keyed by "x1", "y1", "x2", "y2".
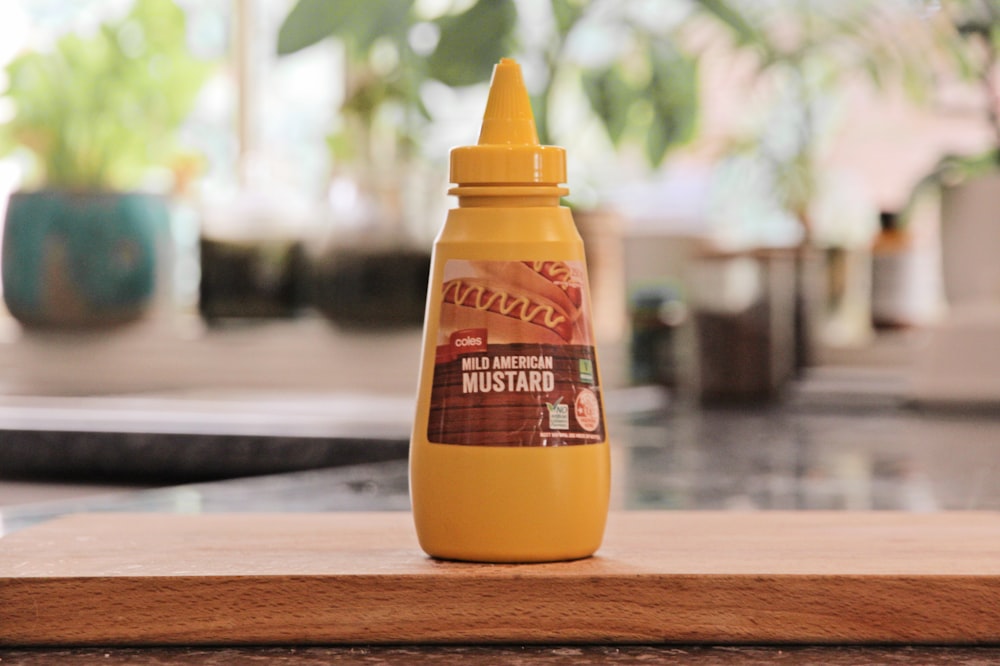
[{"x1": 2, "y1": 369, "x2": 1000, "y2": 662}]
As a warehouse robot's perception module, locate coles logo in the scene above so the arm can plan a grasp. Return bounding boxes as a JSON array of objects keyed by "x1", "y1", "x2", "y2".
[{"x1": 450, "y1": 328, "x2": 487, "y2": 354}]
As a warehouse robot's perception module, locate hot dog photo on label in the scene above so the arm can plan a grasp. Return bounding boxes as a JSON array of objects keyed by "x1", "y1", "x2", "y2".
[{"x1": 438, "y1": 259, "x2": 592, "y2": 347}]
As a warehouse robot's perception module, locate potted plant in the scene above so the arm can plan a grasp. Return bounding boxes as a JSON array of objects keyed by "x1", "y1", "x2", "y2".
[
  {"x1": 0, "y1": 0, "x2": 210, "y2": 329},
  {"x1": 275, "y1": 0, "x2": 517, "y2": 328},
  {"x1": 686, "y1": 1, "x2": 946, "y2": 381},
  {"x1": 913, "y1": 0, "x2": 1000, "y2": 309},
  {"x1": 522, "y1": 2, "x2": 699, "y2": 171}
]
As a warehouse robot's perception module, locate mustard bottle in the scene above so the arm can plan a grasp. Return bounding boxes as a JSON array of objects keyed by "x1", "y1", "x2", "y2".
[{"x1": 409, "y1": 58, "x2": 610, "y2": 562}]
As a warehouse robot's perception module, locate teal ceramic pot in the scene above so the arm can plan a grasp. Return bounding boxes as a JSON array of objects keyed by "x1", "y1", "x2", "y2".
[{"x1": 2, "y1": 190, "x2": 163, "y2": 328}]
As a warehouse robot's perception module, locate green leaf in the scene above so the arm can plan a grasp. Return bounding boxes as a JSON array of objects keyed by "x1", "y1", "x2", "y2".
[
  {"x1": 862, "y1": 58, "x2": 883, "y2": 91},
  {"x1": 277, "y1": 0, "x2": 414, "y2": 57},
  {"x1": 427, "y1": 0, "x2": 517, "y2": 87},
  {"x1": 551, "y1": 0, "x2": 586, "y2": 37},
  {"x1": 325, "y1": 131, "x2": 357, "y2": 162},
  {"x1": 277, "y1": 0, "x2": 359, "y2": 54},
  {"x1": 581, "y1": 66, "x2": 633, "y2": 146},
  {"x1": 645, "y1": 118, "x2": 673, "y2": 169},
  {"x1": 130, "y1": 0, "x2": 188, "y2": 51},
  {"x1": 693, "y1": 0, "x2": 770, "y2": 55},
  {"x1": 643, "y1": 43, "x2": 698, "y2": 166}
]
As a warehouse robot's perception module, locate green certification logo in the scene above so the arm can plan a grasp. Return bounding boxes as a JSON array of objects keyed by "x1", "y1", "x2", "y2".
[
  {"x1": 578, "y1": 358, "x2": 594, "y2": 384},
  {"x1": 547, "y1": 397, "x2": 569, "y2": 430}
]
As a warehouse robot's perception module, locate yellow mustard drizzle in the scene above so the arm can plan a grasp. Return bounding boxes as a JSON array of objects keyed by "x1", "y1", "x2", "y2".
[
  {"x1": 444, "y1": 281, "x2": 567, "y2": 329},
  {"x1": 527, "y1": 260, "x2": 572, "y2": 283}
]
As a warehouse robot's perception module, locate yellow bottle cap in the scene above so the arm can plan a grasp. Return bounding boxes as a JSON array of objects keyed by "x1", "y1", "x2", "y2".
[{"x1": 450, "y1": 58, "x2": 567, "y2": 186}]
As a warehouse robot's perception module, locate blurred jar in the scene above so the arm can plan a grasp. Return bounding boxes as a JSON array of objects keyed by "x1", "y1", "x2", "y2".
[
  {"x1": 690, "y1": 248, "x2": 798, "y2": 404},
  {"x1": 197, "y1": 191, "x2": 311, "y2": 323},
  {"x1": 308, "y1": 166, "x2": 432, "y2": 329},
  {"x1": 871, "y1": 210, "x2": 942, "y2": 329},
  {"x1": 629, "y1": 284, "x2": 686, "y2": 389}
]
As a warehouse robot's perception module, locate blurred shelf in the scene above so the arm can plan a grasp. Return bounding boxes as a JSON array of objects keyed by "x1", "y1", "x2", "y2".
[{"x1": 0, "y1": 316, "x2": 424, "y2": 396}]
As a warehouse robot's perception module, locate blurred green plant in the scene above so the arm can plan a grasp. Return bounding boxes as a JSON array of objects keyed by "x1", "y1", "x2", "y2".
[
  {"x1": 882, "y1": 0, "x2": 1000, "y2": 232},
  {"x1": 0, "y1": 0, "x2": 211, "y2": 191},
  {"x1": 530, "y1": 0, "x2": 700, "y2": 169},
  {"x1": 686, "y1": 0, "x2": 954, "y2": 368},
  {"x1": 277, "y1": 0, "x2": 517, "y2": 166},
  {"x1": 935, "y1": 0, "x2": 1000, "y2": 150},
  {"x1": 277, "y1": 0, "x2": 706, "y2": 171},
  {"x1": 692, "y1": 0, "x2": 946, "y2": 240}
]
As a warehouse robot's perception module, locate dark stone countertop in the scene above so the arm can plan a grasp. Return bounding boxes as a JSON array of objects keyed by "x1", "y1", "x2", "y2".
[{"x1": 0, "y1": 391, "x2": 416, "y2": 482}]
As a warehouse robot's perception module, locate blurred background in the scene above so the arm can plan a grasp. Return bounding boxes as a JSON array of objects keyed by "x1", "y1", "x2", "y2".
[{"x1": 2, "y1": 0, "x2": 1000, "y2": 510}]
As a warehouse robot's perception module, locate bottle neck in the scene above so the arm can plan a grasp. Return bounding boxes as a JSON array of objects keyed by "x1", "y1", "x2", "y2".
[{"x1": 449, "y1": 185, "x2": 569, "y2": 208}]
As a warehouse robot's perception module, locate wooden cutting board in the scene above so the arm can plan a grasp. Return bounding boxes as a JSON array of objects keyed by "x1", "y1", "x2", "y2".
[{"x1": 2, "y1": 511, "x2": 999, "y2": 646}]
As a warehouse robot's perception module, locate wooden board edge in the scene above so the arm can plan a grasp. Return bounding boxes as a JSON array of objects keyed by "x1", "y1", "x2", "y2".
[{"x1": 2, "y1": 574, "x2": 1000, "y2": 646}]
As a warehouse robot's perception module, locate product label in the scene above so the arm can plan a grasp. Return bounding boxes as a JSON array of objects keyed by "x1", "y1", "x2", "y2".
[{"x1": 427, "y1": 259, "x2": 605, "y2": 446}]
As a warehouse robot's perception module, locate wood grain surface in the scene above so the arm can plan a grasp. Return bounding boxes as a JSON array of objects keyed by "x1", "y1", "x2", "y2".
[{"x1": 1, "y1": 511, "x2": 999, "y2": 646}]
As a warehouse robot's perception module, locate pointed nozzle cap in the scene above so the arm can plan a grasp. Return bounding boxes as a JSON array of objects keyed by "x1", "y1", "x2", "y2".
[
  {"x1": 477, "y1": 58, "x2": 540, "y2": 146},
  {"x1": 450, "y1": 58, "x2": 566, "y2": 186}
]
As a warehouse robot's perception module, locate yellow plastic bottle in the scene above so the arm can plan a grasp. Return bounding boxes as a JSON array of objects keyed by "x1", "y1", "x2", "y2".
[{"x1": 409, "y1": 58, "x2": 610, "y2": 563}]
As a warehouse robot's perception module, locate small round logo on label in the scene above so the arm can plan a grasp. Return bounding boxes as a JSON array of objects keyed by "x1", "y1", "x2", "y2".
[{"x1": 574, "y1": 388, "x2": 601, "y2": 432}]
